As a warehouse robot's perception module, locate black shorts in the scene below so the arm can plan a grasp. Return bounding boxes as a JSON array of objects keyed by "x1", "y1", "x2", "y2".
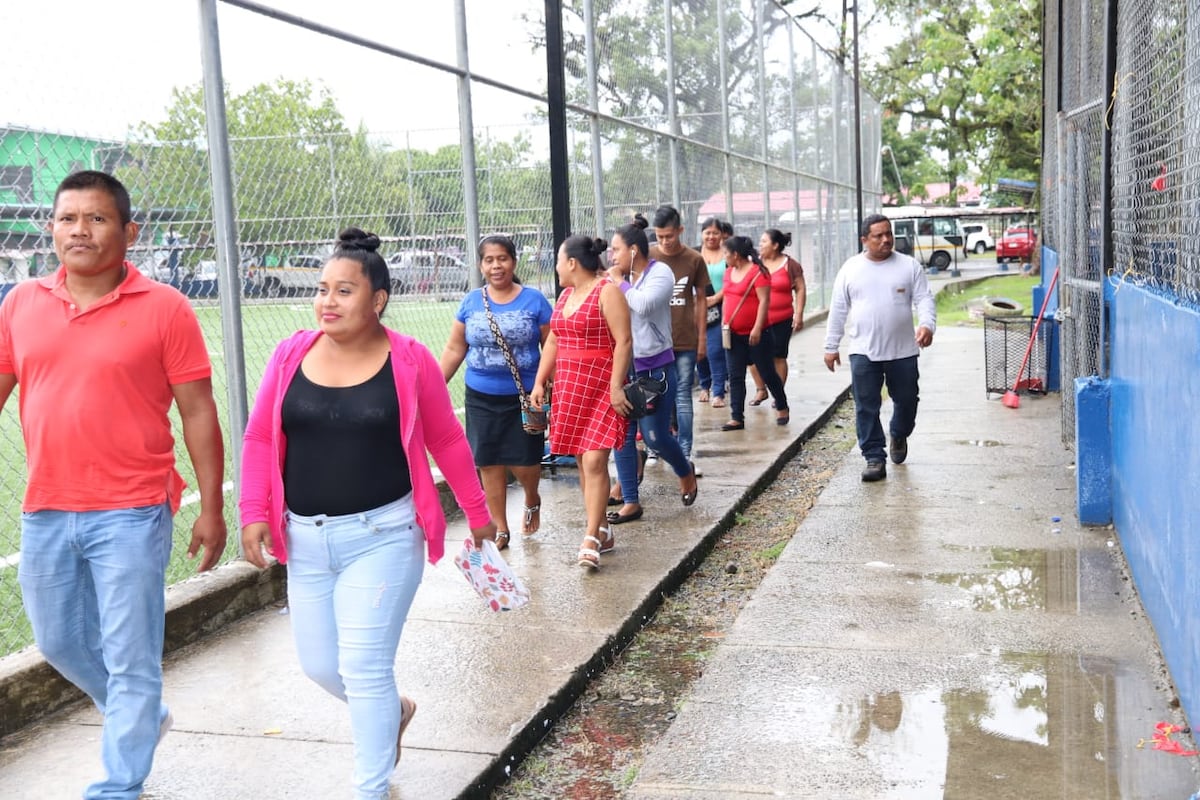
[
  {"x1": 767, "y1": 318, "x2": 793, "y2": 360},
  {"x1": 464, "y1": 386, "x2": 544, "y2": 467}
]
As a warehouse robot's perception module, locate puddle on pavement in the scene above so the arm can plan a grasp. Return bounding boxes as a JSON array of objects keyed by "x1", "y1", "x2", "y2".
[
  {"x1": 929, "y1": 547, "x2": 1081, "y2": 612},
  {"x1": 833, "y1": 652, "x2": 1193, "y2": 799},
  {"x1": 956, "y1": 438, "x2": 1006, "y2": 447}
]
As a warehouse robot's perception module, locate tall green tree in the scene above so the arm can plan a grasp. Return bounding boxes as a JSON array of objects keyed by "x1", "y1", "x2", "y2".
[
  {"x1": 531, "y1": 0, "x2": 822, "y2": 226},
  {"x1": 868, "y1": 0, "x2": 1042, "y2": 198},
  {"x1": 119, "y1": 79, "x2": 416, "y2": 251}
]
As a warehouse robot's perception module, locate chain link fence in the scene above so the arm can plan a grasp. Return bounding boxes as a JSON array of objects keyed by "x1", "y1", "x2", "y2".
[
  {"x1": 0, "y1": 0, "x2": 878, "y2": 657},
  {"x1": 1044, "y1": 0, "x2": 1200, "y2": 446},
  {"x1": 1110, "y1": 0, "x2": 1200, "y2": 306},
  {"x1": 1043, "y1": 0, "x2": 1108, "y2": 445}
]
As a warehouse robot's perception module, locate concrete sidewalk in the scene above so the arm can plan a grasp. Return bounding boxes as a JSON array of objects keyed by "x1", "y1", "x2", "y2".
[
  {"x1": 0, "y1": 298, "x2": 849, "y2": 798},
  {"x1": 629, "y1": 325, "x2": 1198, "y2": 799},
  {"x1": 2, "y1": 260, "x2": 1193, "y2": 799}
]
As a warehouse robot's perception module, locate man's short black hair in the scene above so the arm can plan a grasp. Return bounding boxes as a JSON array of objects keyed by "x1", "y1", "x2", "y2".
[
  {"x1": 860, "y1": 213, "x2": 890, "y2": 238},
  {"x1": 54, "y1": 171, "x2": 133, "y2": 226}
]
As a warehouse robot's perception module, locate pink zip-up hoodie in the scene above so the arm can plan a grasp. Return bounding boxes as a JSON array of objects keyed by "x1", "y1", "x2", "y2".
[{"x1": 238, "y1": 328, "x2": 490, "y2": 565}]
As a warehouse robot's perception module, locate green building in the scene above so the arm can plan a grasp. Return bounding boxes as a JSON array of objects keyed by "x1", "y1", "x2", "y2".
[{"x1": 0, "y1": 125, "x2": 125, "y2": 277}]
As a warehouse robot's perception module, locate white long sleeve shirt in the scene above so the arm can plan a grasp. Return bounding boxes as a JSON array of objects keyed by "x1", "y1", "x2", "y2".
[{"x1": 823, "y1": 251, "x2": 936, "y2": 361}]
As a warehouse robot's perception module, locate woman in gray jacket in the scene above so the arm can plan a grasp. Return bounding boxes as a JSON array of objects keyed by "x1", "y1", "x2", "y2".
[{"x1": 604, "y1": 214, "x2": 699, "y2": 525}]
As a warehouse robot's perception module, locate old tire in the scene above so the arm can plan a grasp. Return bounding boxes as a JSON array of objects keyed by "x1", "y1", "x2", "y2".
[{"x1": 983, "y1": 297, "x2": 1024, "y2": 316}]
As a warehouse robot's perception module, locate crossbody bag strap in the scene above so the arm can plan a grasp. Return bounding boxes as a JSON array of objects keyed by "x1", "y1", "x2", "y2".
[{"x1": 481, "y1": 288, "x2": 530, "y2": 411}]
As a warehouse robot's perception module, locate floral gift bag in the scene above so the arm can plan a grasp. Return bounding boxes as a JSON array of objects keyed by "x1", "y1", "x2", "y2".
[{"x1": 453, "y1": 538, "x2": 531, "y2": 611}]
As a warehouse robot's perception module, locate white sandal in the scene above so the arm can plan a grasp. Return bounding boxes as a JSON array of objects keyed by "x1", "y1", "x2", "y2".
[
  {"x1": 578, "y1": 536, "x2": 602, "y2": 569},
  {"x1": 577, "y1": 527, "x2": 614, "y2": 569}
]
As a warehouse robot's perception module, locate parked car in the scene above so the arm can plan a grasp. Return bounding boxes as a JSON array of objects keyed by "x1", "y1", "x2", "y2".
[
  {"x1": 253, "y1": 254, "x2": 326, "y2": 297},
  {"x1": 0, "y1": 250, "x2": 30, "y2": 282},
  {"x1": 961, "y1": 223, "x2": 995, "y2": 255},
  {"x1": 387, "y1": 251, "x2": 470, "y2": 296},
  {"x1": 996, "y1": 228, "x2": 1037, "y2": 263}
]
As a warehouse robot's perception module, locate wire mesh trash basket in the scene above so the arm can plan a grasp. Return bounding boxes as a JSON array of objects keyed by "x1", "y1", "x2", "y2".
[{"x1": 984, "y1": 315, "x2": 1047, "y2": 397}]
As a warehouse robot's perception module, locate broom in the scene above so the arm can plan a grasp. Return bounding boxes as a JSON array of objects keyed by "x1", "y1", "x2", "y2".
[{"x1": 1003, "y1": 265, "x2": 1060, "y2": 409}]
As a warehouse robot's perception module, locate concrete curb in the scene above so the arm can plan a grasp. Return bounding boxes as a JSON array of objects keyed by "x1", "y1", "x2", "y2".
[
  {"x1": 0, "y1": 560, "x2": 287, "y2": 738},
  {"x1": 454, "y1": 382, "x2": 853, "y2": 797}
]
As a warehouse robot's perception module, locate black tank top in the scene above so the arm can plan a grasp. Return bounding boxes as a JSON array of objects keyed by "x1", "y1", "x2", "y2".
[{"x1": 281, "y1": 354, "x2": 412, "y2": 516}]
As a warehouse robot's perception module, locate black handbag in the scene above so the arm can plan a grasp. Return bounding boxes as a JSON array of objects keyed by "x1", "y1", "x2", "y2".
[{"x1": 623, "y1": 372, "x2": 667, "y2": 420}]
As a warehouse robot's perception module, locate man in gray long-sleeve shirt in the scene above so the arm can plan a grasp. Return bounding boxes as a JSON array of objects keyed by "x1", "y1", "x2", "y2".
[{"x1": 824, "y1": 214, "x2": 936, "y2": 482}]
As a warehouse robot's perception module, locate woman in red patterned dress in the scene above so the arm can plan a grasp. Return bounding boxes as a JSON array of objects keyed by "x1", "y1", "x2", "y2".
[{"x1": 530, "y1": 235, "x2": 632, "y2": 568}]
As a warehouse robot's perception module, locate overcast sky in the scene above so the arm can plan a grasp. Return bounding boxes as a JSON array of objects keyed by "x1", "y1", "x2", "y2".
[
  {"x1": 1, "y1": 0, "x2": 549, "y2": 143},
  {"x1": 2, "y1": 1, "x2": 867, "y2": 147}
]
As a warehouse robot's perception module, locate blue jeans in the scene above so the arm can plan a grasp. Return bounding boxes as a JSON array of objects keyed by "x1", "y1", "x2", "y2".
[
  {"x1": 701, "y1": 324, "x2": 728, "y2": 399},
  {"x1": 697, "y1": 347, "x2": 711, "y2": 390},
  {"x1": 286, "y1": 494, "x2": 424, "y2": 800},
  {"x1": 849, "y1": 354, "x2": 920, "y2": 463},
  {"x1": 18, "y1": 504, "x2": 174, "y2": 800},
  {"x1": 614, "y1": 365, "x2": 692, "y2": 504},
  {"x1": 726, "y1": 330, "x2": 787, "y2": 422},
  {"x1": 673, "y1": 349, "x2": 697, "y2": 458}
]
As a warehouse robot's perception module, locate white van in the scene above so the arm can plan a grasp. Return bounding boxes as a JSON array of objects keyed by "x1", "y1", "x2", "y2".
[
  {"x1": 881, "y1": 207, "x2": 965, "y2": 271},
  {"x1": 961, "y1": 223, "x2": 995, "y2": 255}
]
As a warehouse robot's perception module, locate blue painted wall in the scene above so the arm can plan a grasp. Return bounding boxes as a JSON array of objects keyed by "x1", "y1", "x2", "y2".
[{"x1": 1108, "y1": 283, "x2": 1200, "y2": 723}]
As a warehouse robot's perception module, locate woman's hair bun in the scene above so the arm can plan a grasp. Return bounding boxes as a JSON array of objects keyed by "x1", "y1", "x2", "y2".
[
  {"x1": 783, "y1": 232, "x2": 793, "y2": 247},
  {"x1": 337, "y1": 226, "x2": 381, "y2": 253},
  {"x1": 590, "y1": 237, "x2": 609, "y2": 256},
  {"x1": 631, "y1": 213, "x2": 649, "y2": 230}
]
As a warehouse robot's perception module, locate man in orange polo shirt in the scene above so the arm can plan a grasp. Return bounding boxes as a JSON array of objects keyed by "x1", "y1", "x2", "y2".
[{"x1": 0, "y1": 171, "x2": 227, "y2": 800}]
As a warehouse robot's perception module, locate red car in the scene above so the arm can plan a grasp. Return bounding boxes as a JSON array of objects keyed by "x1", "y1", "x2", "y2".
[{"x1": 996, "y1": 228, "x2": 1037, "y2": 263}]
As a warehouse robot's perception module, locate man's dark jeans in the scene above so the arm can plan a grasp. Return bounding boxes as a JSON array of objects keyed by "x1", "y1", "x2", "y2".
[{"x1": 849, "y1": 354, "x2": 920, "y2": 463}]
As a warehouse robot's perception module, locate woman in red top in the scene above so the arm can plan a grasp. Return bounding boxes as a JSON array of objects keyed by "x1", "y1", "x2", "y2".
[
  {"x1": 720, "y1": 236, "x2": 789, "y2": 431},
  {"x1": 531, "y1": 235, "x2": 632, "y2": 568},
  {"x1": 759, "y1": 228, "x2": 807, "y2": 389}
]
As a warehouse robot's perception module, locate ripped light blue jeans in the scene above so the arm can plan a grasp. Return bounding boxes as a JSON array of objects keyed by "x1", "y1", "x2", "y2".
[{"x1": 285, "y1": 494, "x2": 424, "y2": 800}]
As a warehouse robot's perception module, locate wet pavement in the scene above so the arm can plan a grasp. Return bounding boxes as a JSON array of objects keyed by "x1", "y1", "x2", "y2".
[
  {"x1": 1, "y1": 259, "x2": 1196, "y2": 798},
  {"x1": 627, "y1": 326, "x2": 1199, "y2": 799}
]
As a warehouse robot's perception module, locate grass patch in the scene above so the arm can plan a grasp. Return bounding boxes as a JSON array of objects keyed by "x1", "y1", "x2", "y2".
[
  {"x1": 0, "y1": 295, "x2": 467, "y2": 657},
  {"x1": 755, "y1": 539, "x2": 789, "y2": 563},
  {"x1": 936, "y1": 274, "x2": 1041, "y2": 327}
]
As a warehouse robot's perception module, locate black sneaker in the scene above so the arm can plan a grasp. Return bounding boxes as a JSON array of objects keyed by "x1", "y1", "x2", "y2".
[
  {"x1": 890, "y1": 436, "x2": 908, "y2": 464},
  {"x1": 861, "y1": 461, "x2": 887, "y2": 482}
]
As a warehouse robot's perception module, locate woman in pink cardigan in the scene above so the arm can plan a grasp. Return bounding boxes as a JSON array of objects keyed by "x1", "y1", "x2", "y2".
[{"x1": 239, "y1": 228, "x2": 495, "y2": 799}]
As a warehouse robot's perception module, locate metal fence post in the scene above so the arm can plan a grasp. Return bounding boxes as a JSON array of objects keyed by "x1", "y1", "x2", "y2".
[
  {"x1": 584, "y1": 0, "x2": 605, "y2": 235},
  {"x1": 544, "y1": 0, "x2": 570, "y2": 255},
  {"x1": 717, "y1": 0, "x2": 734, "y2": 222},
  {"x1": 196, "y1": 0, "x2": 247, "y2": 476},
  {"x1": 454, "y1": 0, "x2": 481, "y2": 283},
  {"x1": 756, "y1": 0, "x2": 769, "y2": 223},
  {"x1": 664, "y1": 0, "x2": 681, "y2": 210}
]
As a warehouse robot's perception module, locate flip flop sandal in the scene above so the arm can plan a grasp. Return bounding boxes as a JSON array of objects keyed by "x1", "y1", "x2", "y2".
[
  {"x1": 522, "y1": 502, "x2": 541, "y2": 534},
  {"x1": 699, "y1": 389, "x2": 710, "y2": 403},
  {"x1": 712, "y1": 396, "x2": 726, "y2": 408},
  {"x1": 495, "y1": 531, "x2": 511, "y2": 551}
]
